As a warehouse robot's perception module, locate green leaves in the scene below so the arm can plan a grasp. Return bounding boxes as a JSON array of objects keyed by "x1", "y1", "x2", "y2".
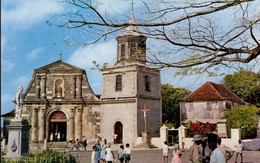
[
  {"x1": 161, "y1": 84, "x2": 191, "y2": 127},
  {"x1": 222, "y1": 69, "x2": 260, "y2": 107},
  {"x1": 91, "y1": 60, "x2": 108, "y2": 71},
  {"x1": 222, "y1": 105, "x2": 260, "y2": 139}
]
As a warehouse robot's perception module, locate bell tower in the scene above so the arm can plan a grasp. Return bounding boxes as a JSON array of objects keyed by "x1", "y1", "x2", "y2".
[
  {"x1": 101, "y1": 11, "x2": 162, "y2": 146},
  {"x1": 116, "y1": 11, "x2": 147, "y2": 64}
]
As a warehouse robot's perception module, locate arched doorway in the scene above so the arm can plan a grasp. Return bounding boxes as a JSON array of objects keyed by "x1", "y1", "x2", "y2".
[
  {"x1": 49, "y1": 111, "x2": 67, "y2": 142},
  {"x1": 114, "y1": 121, "x2": 123, "y2": 144}
]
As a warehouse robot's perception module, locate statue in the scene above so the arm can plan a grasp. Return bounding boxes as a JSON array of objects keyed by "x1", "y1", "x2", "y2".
[
  {"x1": 15, "y1": 86, "x2": 24, "y2": 120},
  {"x1": 56, "y1": 85, "x2": 62, "y2": 97}
]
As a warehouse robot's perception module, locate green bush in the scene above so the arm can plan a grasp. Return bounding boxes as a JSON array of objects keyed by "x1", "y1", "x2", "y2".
[
  {"x1": 1, "y1": 150, "x2": 76, "y2": 163},
  {"x1": 222, "y1": 105, "x2": 260, "y2": 139}
]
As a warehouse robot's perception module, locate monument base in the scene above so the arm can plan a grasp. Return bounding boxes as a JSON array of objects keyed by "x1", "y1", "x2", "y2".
[
  {"x1": 5, "y1": 119, "x2": 31, "y2": 159},
  {"x1": 135, "y1": 131, "x2": 153, "y2": 148}
]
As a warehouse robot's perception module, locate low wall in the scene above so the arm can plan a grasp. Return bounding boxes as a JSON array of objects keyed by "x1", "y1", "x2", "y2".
[
  {"x1": 242, "y1": 139, "x2": 260, "y2": 151},
  {"x1": 151, "y1": 137, "x2": 163, "y2": 148},
  {"x1": 180, "y1": 129, "x2": 241, "y2": 150}
]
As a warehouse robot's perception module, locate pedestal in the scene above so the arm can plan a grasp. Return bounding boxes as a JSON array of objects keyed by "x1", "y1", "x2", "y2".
[
  {"x1": 5, "y1": 119, "x2": 31, "y2": 159},
  {"x1": 135, "y1": 131, "x2": 151, "y2": 148},
  {"x1": 142, "y1": 131, "x2": 150, "y2": 144}
]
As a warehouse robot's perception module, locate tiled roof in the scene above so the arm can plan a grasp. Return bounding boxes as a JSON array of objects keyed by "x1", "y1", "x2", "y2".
[
  {"x1": 181, "y1": 82, "x2": 244, "y2": 103},
  {"x1": 1, "y1": 109, "x2": 15, "y2": 117}
]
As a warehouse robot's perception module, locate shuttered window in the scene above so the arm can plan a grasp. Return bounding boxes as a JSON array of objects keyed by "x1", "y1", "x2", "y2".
[{"x1": 116, "y1": 75, "x2": 122, "y2": 91}]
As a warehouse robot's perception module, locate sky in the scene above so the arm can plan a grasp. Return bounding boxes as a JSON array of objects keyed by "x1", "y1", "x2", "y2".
[{"x1": 1, "y1": 0, "x2": 259, "y2": 118}]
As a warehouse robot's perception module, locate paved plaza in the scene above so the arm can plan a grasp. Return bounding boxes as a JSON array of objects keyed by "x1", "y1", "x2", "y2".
[{"x1": 69, "y1": 148, "x2": 260, "y2": 163}]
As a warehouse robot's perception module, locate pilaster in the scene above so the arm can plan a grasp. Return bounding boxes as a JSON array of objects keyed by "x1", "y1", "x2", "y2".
[
  {"x1": 38, "y1": 107, "x2": 45, "y2": 143},
  {"x1": 68, "y1": 108, "x2": 75, "y2": 141},
  {"x1": 41, "y1": 76, "x2": 46, "y2": 99},
  {"x1": 35, "y1": 77, "x2": 41, "y2": 99},
  {"x1": 76, "y1": 76, "x2": 82, "y2": 99},
  {"x1": 75, "y1": 107, "x2": 82, "y2": 140},
  {"x1": 31, "y1": 108, "x2": 38, "y2": 143}
]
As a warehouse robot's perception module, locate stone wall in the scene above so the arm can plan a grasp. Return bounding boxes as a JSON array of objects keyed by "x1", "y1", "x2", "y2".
[
  {"x1": 179, "y1": 128, "x2": 241, "y2": 150},
  {"x1": 100, "y1": 102, "x2": 137, "y2": 146},
  {"x1": 181, "y1": 100, "x2": 239, "y2": 123}
]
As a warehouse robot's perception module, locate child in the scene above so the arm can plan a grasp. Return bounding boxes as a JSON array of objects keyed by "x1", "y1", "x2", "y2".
[
  {"x1": 171, "y1": 150, "x2": 181, "y2": 163},
  {"x1": 57, "y1": 132, "x2": 61, "y2": 142},
  {"x1": 235, "y1": 140, "x2": 243, "y2": 163},
  {"x1": 124, "y1": 143, "x2": 131, "y2": 163},
  {"x1": 68, "y1": 140, "x2": 73, "y2": 151},
  {"x1": 75, "y1": 138, "x2": 80, "y2": 151},
  {"x1": 105, "y1": 143, "x2": 115, "y2": 163},
  {"x1": 82, "y1": 136, "x2": 87, "y2": 152},
  {"x1": 162, "y1": 141, "x2": 169, "y2": 163},
  {"x1": 91, "y1": 146, "x2": 98, "y2": 163},
  {"x1": 118, "y1": 145, "x2": 124, "y2": 163}
]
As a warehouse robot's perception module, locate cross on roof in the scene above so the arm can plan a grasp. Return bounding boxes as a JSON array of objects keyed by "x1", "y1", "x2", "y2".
[{"x1": 59, "y1": 53, "x2": 62, "y2": 60}]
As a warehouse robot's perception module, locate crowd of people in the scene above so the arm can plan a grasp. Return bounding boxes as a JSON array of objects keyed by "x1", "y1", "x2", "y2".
[
  {"x1": 162, "y1": 133, "x2": 243, "y2": 163},
  {"x1": 91, "y1": 139, "x2": 131, "y2": 163},
  {"x1": 50, "y1": 133, "x2": 244, "y2": 163}
]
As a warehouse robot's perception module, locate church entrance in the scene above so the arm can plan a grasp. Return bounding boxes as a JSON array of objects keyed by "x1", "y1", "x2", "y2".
[
  {"x1": 49, "y1": 111, "x2": 67, "y2": 142},
  {"x1": 114, "y1": 121, "x2": 123, "y2": 144}
]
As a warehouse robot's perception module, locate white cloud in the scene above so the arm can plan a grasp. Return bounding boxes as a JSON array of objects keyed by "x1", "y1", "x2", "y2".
[
  {"x1": 13, "y1": 76, "x2": 31, "y2": 89},
  {"x1": 26, "y1": 47, "x2": 44, "y2": 60},
  {"x1": 2, "y1": 0, "x2": 63, "y2": 29},
  {"x1": 1, "y1": 93, "x2": 14, "y2": 104},
  {"x1": 1, "y1": 36, "x2": 6, "y2": 53},
  {"x1": 68, "y1": 39, "x2": 117, "y2": 70},
  {"x1": 1, "y1": 58, "x2": 14, "y2": 72}
]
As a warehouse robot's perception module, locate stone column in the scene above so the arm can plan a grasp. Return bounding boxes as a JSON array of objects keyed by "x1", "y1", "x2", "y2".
[
  {"x1": 35, "y1": 77, "x2": 41, "y2": 99},
  {"x1": 75, "y1": 107, "x2": 82, "y2": 140},
  {"x1": 76, "y1": 76, "x2": 82, "y2": 99},
  {"x1": 67, "y1": 108, "x2": 75, "y2": 141},
  {"x1": 72, "y1": 76, "x2": 76, "y2": 99},
  {"x1": 38, "y1": 107, "x2": 45, "y2": 143},
  {"x1": 31, "y1": 108, "x2": 38, "y2": 143},
  {"x1": 41, "y1": 76, "x2": 46, "y2": 99}
]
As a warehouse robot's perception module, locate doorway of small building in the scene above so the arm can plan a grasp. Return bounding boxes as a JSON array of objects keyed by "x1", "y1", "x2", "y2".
[
  {"x1": 49, "y1": 111, "x2": 67, "y2": 142},
  {"x1": 114, "y1": 121, "x2": 123, "y2": 144}
]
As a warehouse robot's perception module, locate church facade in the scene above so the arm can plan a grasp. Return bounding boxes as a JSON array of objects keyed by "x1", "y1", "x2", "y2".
[{"x1": 2, "y1": 14, "x2": 162, "y2": 146}]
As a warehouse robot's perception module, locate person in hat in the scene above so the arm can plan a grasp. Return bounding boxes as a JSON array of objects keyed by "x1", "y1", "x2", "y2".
[
  {"x1": 207, "y1": 133, "x2": 225, "y2": 163},
  {"x1": 189, "y1": 134, "x2": 202, "y2": 163}
]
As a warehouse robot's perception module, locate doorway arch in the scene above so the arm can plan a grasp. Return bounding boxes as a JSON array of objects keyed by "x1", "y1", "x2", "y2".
[
  {"x1": 49, "y1": 111, "x2": 67, "y2": 142},
  {"x1": 114, "y1": 121, "x2": 123, "y2": 144}
]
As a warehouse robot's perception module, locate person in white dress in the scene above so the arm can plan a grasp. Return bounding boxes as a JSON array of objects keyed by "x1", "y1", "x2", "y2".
[
  {"x1": 105, "y1": 143, "x2": 115, "y2": 163},
  {"x1": 162, "y1": 141, "x2": 169, "y2": 163},
  {"x1": 57, "y1": 132, "x2": 61, "y2": 142},
  {"x1": 235, "y1": 140, "x2": 244, "y2": 163},
  {"x1": 101, "y1": 139, "x2": 107, "y2": 163},
  {"x1": 49, "y1": 133, "x2": 53, "y2": 146}
]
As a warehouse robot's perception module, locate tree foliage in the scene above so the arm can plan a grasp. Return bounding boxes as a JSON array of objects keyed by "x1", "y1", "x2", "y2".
[
  {"x1": 222, "y1": 105, "x2": 260, "y2": 139},
  {"x1": 221, "y1": 69, "x2": 260, "y2": 107},
  {"x1": 61, "y1": 0, "x2": 259, "y2": 73},
  {"x1": 161, "y1": 83, "x2": 191, "y2": 127}
]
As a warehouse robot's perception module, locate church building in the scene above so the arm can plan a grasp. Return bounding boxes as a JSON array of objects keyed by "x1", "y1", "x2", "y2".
[{"x1": 2, "y1": 13, "x2": 162, "y2": 146}]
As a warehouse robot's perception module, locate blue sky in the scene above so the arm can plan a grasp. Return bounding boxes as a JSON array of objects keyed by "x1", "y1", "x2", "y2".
[{"x1": 1, "y1": 0, "x2": 259, "y2": 117}]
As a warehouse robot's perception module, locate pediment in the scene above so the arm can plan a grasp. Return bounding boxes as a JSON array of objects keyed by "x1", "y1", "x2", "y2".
[{"x1": 35, "y1": 60, "x2": 83, "y2": 72}]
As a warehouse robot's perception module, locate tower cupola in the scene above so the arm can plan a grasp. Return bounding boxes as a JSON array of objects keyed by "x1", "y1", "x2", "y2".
[{"x1": 116, "y1": 11, "x2": 147, "y2": 64}]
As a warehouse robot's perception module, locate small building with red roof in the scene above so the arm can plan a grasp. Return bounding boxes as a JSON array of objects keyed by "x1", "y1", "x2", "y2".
[{"x1": 180, "y1": 81, "x2": 245, "y2": 124}]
